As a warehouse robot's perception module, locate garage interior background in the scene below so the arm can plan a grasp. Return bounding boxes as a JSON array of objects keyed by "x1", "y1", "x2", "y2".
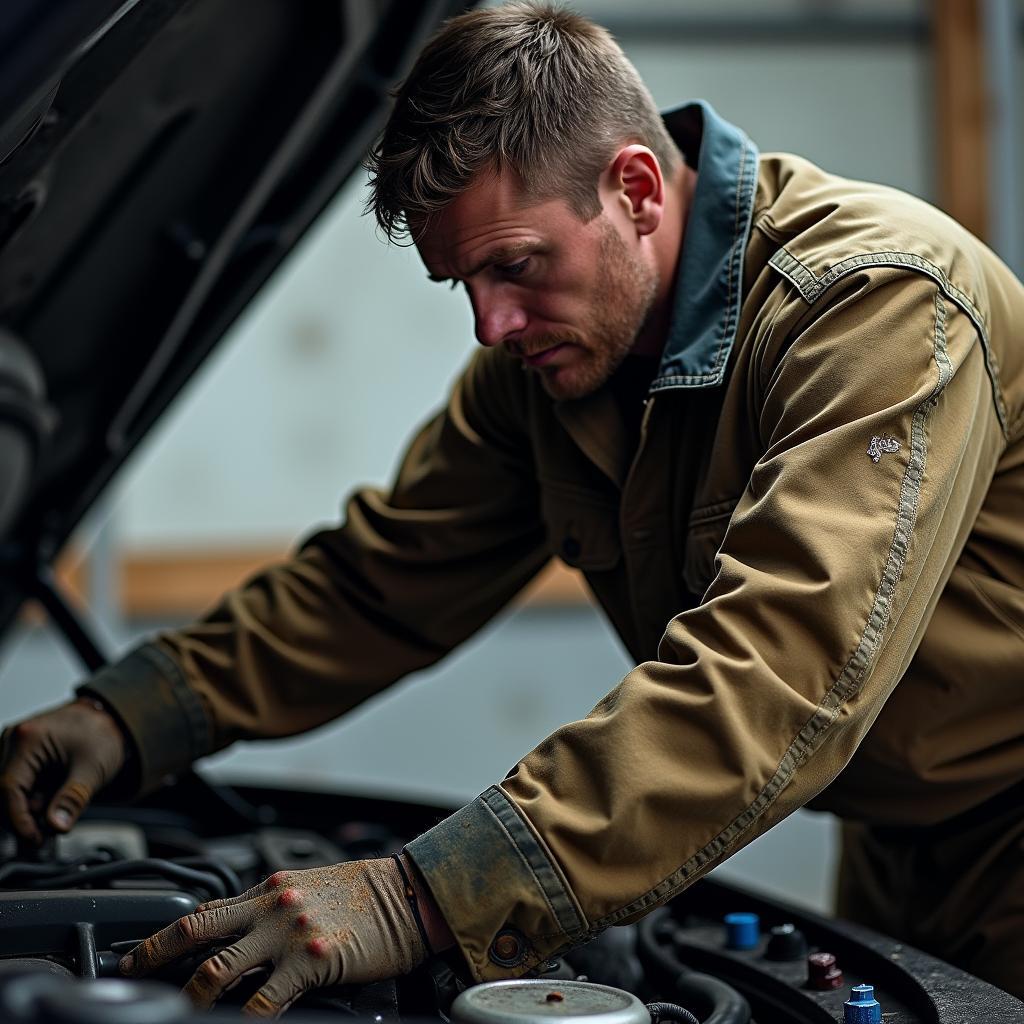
[{"x1": 1, "y1": 0, "x2": 1021, "y2": 916}]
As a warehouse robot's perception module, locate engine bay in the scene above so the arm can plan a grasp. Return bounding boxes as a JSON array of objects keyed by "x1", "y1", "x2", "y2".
[{"x1": 0, "y1": 776, "x2": 1018, "y2": 1023}]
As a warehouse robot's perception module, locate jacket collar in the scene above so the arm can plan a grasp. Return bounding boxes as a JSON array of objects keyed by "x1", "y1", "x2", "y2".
[{"x1": 651, "y1": 101, "x2": 759, "y2": 392}]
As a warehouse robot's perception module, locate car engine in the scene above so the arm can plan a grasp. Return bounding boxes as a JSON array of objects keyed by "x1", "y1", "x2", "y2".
[{"x1": 0, "y1": 776, "x2": 1019, "y2": 1023}]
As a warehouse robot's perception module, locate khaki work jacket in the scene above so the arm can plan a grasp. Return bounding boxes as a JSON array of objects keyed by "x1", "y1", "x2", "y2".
[{"x1": 84, "y1": 103, "x2": 1024, "y2": 983}]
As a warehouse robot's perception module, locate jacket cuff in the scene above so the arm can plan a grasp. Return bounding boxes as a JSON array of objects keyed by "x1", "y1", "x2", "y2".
[
  {"x1": 77, "y1": 643, "x2": 213, "y2": 795},
  {"x1": 405, "y1": 785, "x2": 588, "y2": 981}
]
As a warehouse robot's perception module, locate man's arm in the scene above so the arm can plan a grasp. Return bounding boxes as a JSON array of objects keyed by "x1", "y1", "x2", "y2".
[
  {"x1": 405, "y1": 269, "x2": 1004, "y2": 980},
  {"x1": 2, "y1": 347, "x2": 550, "y2": 830}
]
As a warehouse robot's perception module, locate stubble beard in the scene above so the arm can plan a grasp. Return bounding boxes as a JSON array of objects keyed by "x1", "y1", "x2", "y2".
[{"x1": 537, "y1": 218, "x2": 659, "y2": 401}]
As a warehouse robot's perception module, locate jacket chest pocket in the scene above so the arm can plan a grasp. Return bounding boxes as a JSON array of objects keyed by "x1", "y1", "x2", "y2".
[
  {"x1": 683, "y1": 497, "x2": 740, "y2": 597},
  {"x1": 540, "y1": 480, "x2": 621, "y2": 572}
]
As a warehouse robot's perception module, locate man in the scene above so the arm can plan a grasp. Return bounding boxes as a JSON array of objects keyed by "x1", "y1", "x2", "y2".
[{"x1": 2, "y1": 3, "x2": 1023, "y2": 1016}]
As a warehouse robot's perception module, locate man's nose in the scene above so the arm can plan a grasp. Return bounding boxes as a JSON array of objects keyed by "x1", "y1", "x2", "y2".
[{"x1": 471, "y1": 287, "x2": 528, "y2": 347}]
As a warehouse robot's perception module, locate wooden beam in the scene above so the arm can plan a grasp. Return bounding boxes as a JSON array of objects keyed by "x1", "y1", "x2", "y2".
[
  {"x1": 55, "y1": 547, "x2": 591, "y2": 620},
  {"x1": 932, "y1": 0, "x2": 989, "y2": 239}
]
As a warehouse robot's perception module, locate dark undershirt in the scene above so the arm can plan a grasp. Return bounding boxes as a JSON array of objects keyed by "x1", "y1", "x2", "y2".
[{"x1": 608, "y1": 354, "x2": 659, "y2": 457}]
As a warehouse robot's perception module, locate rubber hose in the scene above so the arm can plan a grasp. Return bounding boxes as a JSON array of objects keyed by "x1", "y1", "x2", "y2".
[
  {"x1": 30, "y1": 858, "x2": 227, "y2": 899},
  {"x1": 675, "y1": 971, "x2": 751, "y2": 1024},
  {"x1": 646, "y1": 1001, "x2": 701, "y2": 1024}
]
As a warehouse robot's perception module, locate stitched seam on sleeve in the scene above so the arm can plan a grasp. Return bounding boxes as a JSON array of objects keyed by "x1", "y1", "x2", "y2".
[{"x1": 594, "y1": 290, "x2": 955, "y2": 928}]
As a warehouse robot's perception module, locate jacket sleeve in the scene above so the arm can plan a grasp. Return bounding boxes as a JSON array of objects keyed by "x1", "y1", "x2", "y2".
[
  {"x1": 406, "y1": 268, "x2": 1006, "y2": 980},
  {"x1": 80, "y1": 348, "x2": 550, "y2": 794}
]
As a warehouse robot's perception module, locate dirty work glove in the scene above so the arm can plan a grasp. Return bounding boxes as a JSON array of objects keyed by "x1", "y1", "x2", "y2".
[
  {"x1": 0, "y1": 697, "x2": 127, "y2": 844},
  {"x1": 119, "y1": 856, "x2": 429, "y2": 1018}
]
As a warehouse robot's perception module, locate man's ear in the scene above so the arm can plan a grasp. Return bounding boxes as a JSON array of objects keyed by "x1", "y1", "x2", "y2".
[{"x1": 605, "y1": 145, "x2": 665, "y2": 236}]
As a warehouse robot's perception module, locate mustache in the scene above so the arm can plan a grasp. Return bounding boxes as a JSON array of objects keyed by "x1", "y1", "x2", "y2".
[{"x1": 508, "y1": 332, "x2": 580, "y2": 359}]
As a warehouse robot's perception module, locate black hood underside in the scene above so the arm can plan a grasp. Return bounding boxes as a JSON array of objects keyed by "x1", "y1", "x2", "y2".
[{"x1": 0, "y1": 0, "x2": 467, "y2": 644}]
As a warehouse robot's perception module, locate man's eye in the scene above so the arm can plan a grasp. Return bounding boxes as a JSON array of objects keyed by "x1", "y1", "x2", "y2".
[{"x1": 501, "y1": 259, "x2": 530, "y2": 278}]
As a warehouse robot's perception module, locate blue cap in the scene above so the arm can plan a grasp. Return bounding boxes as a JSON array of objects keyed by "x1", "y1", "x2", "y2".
[
  {"x1": 844, "y1": 984, "x2": 882, "y2": 1024},
  {"x1": 724, "y1": 912, "x2": 760, "y2": 950}
]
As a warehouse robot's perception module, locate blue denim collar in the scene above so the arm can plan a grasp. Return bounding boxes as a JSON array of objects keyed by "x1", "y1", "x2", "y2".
[{"x1": 650, "y1": 101, "x2": 759, "y2": 392}]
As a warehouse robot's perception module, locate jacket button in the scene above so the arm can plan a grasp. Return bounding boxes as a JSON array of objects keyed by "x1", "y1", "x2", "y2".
[
  {"x1": 561, "y1": 536, "x2": 582, "y2": 560},
  {"x1": 489, "y1": 927, "x2": 527, "y2": 967},
  {"x1": 629, "y1": 527, "x2": 652, "y2": 543}
]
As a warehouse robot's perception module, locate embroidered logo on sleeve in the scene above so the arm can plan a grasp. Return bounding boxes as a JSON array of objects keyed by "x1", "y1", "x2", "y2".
[{"x1": 867, "y1": 435, "x2": 901, "y2": 463}]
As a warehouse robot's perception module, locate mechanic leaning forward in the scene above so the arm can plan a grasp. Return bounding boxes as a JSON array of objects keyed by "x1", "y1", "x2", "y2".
[{"x1": 3, "y1": 3, "x2": 1024, "y2": 1016}]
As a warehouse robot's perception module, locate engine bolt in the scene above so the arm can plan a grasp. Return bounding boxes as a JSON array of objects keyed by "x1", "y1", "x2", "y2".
[
  {"x1": 807, "y1": 951, "x2": 844, "y2": 990},
  {"x1": 724, "y1": 912, "x2": 760, "y2": 950},
  {"x1": 844, "y1": 983, "x2": 882, "y2": 1023},
  {"x1": 765, "y1": 923, "x2": 809, "y2": 961}
]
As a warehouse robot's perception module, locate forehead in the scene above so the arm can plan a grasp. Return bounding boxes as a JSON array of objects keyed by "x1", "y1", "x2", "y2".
[{"x1": 414, "y1": 170, "x2": 578, "y2": 272}]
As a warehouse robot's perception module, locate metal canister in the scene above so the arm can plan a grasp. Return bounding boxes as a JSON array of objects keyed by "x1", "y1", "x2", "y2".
[{"x1": 451, "y1": 979, "x2": 650, "y2": 1024}]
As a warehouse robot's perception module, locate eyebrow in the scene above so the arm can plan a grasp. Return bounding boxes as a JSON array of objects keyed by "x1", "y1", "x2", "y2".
[{"x1": 427, "y1": 240, "x2": 537, "y2": 284}]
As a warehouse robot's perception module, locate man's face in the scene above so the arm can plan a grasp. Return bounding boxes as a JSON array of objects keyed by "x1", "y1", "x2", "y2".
[{"x1": 415, "y1": 170, "x2": 659, "y2": 400}]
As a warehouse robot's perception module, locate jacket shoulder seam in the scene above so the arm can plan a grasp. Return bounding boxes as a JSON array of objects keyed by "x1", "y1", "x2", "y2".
[{"x1": 768, "y1": 247, "x2": 1009, "y2": 437}]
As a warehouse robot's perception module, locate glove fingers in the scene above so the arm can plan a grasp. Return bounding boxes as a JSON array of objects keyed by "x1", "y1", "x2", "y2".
[
  {"x1": 45, "y1": 760, "x2": 106, "y2": 832},
  {"x1": 197, "y1": 873, "x2": 278, "y2": 913},
  {"x1": 241, "y1": 966, "x2": 307, "y2": 1019},
  {"x1": 182, "y1": 931, "x2": 273, "y2": 1011},
  {"x1": 0, "y1": 731, "x2": 44, "y2": 844},
  {"x1": 121, "y1": 901, "x2": 255, "y2": 976},
  {"x1": 194, "y1": 891, "x2": 255, "y2": 914}
]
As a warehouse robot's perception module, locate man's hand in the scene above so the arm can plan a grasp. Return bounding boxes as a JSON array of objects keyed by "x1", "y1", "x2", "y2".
[
  {"x1": 119, "y1": 856, "x2": 430, "y2": 1018},
  {"x1": 0, "y1": 697, "x2": 127, "y2": 844}
]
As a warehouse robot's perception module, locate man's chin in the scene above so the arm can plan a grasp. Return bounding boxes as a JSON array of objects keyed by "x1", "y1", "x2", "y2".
[{"x1": 535, "y1": 364, "x2": 602, "y2": 401}]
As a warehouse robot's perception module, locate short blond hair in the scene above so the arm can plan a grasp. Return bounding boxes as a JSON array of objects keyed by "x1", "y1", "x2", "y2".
[{"x1": 366, "y1": 2, "x2": 681, "y2": 242}]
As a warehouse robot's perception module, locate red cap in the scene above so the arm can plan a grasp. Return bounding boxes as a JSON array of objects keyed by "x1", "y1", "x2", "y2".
[{"x1": 807, "y1": 951, "x2": 845, "y2": 990}]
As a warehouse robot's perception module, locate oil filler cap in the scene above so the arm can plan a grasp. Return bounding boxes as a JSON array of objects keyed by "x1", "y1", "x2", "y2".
[{"x1": 451, "y1": 979, "x2": 650, "y2": 1024}]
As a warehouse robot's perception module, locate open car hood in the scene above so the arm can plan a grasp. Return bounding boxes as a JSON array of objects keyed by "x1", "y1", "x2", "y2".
[{"x1": 0, "y1": 0, "x2": 467, "y2": 644}]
